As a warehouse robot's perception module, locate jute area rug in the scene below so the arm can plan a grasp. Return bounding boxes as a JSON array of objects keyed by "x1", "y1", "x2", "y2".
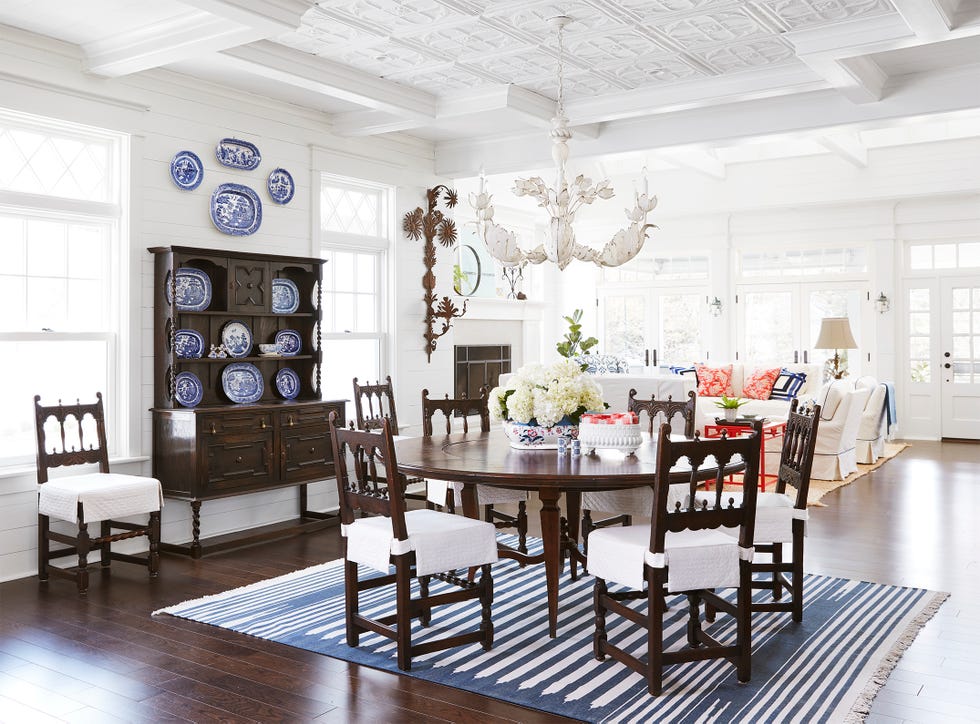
[{"x1": 156, "y1": 535, "x2": 945, "y2": 723}]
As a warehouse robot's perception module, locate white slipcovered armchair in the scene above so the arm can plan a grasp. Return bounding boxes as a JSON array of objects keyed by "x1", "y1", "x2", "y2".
[
  {"x1": 855, "y1": 376, "x2": 888, "y2": 464},
  {"x1": 810, "y1": 380, "x2": 871, "y2": 481}
]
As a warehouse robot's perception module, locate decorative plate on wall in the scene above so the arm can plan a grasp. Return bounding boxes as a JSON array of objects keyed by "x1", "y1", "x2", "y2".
[
  {"x1": 220, "y1": 320, "x2": 253, "y2": 358},
  {"x1": 275, "y1": 329, "x2": 301, "y2": 356},
  {"x1": 221, "y1": 362, "x2": 263, "y2": 404},
  {"x1": 165, "y1": 267, "x2": 212, "y2": 311},
  {"x1": 271, "y1": 278, "x2": 300, "y2": 314},
  {"x1": 170, "y1": 150, "x2": 204, "y2": 190},
  {"x1": 275, "y1": 368, "x2": 301, "y2": 400},
  {"x1": 214, "y1": 138, "x2": 261, "y2": 170},
  {"x1": 267, "y1": 167, "x2": 294, "y2": 204},
  {"x1": 174, "y1": 329, "x2": 205, "y2": 359},
  {"x1": 210, "y1": 183, "x2": 262, "y2": 236},
  {"x1": 174, "y1": 371, "x2": 203, "y2": 408}
]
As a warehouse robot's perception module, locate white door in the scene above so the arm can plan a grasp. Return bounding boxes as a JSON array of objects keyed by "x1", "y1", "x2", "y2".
[
  {"x1": 736, "y1": 283, "x2": 866, "y2": 373},
  {"x1": 599, "y1": 288, "x2": 707, "y2": 367},
  {"x1": 940, "y1": 277, "x2": 980, "y2": 439}
]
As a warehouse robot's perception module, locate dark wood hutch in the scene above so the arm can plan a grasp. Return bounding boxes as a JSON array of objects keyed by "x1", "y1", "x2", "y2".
[{"x1": 149, "y1": 246, "x2": 344, "y2": 557}]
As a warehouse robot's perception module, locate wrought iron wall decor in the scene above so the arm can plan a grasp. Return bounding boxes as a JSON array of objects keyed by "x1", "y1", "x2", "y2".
[{"x1": 403, "y1": 185, "x2": 467, "y2": 363}]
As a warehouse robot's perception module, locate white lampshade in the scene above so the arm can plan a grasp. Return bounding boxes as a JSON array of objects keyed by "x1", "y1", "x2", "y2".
[{"x1": 815, "y1": 317, "x2": 858, "y2": 350}]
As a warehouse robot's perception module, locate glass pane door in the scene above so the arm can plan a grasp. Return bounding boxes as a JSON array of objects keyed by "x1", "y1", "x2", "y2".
[
  {"x1": 737, "y1": 287, "x2": 799, "y2": 365},
  {"x1": 600, "y1": 292, "x2": 649, "y2": 366},
  {"x1": 940, "y1": 277, "x2": 980, "y2": 438},
  {"x1": 657, "y1": 291, "x2": 705, "y2": 366},
  {"x1": 803, "y1": 284, "x2": 865, "y2": 375}
]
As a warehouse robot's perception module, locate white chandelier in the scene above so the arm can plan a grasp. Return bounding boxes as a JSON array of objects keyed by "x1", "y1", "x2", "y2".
[{"x1": 469, "y1": 15, "x2": 658, "y2": 271}]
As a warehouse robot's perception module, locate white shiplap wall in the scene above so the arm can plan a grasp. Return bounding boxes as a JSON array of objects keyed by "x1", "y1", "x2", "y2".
[{"x1": 0, "y1": 27, "x2": 454, "y2": 582}]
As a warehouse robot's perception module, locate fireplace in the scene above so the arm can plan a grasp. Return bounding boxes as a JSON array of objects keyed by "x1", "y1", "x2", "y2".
[{"x1": 455, "y1": 345, "x2": 512, "y2": 399}]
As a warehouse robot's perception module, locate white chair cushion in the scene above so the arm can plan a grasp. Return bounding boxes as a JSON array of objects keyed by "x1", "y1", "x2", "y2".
[
  {"x1": 447, "y1": 481, "x2": 528, "y2": 507},
  {"x1": 693, "y1": 491, "x2": 807, "y2": 544},
  {"x1": 38, "y1": 472, "x2": 163, "y2": 524},
  {"x1": 342, "y1": 508, "x2": 499, "y2": 576},
  {"x1": 587, "y1": 523, "x2": 751, "y2": 593}
]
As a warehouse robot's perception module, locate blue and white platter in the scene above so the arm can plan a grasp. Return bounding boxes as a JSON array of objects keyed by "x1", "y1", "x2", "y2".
[
  {"x1": 174, "y1": 371, "x2": 203, "y2": 408},
  {"x1": 165, "y1": 267, "x2": 212, "y2": 311},
  {"x1": 210, "y1": 183, "x2": 262, "y2": 236},
  {"x1": 272, "y1": 278, "x2": 300, "y2": 314},
  {"x1": 221, "y1": 320, "x2": 253, "y2": 358},
  {"x1": 275, "y1": 328, "x2": 302, "y2": 356},
  {"x1": 214, "y1": 138, "x2": 261, "y2": 170},
  {"x1": 170, "y1": 150, "x2": 204, "y2": 190},
  {"x1": 174, "y1": 329, "x2": 205, "y2": 359},
  {"x1": 222, "y1": 362, "x2": 263, "y2": 404},
  {"x1": 275, "y1": 368, "x2": 301, "y2": 400},
  {"x1": 267, "y1": 168, "x2": 294, "y2": 205}
]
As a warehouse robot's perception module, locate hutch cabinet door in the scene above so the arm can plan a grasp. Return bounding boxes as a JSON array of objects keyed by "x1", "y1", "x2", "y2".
[{"x1": 229, "y1": 259, "x2": 270, "y2": 311}]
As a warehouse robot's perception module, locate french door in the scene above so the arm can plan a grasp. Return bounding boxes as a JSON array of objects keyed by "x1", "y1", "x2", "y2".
[
  {"x1": 599, "y1": 287, "x2": 707, "y2": 367},
  {"x1": 940, "y1": 277, "x2": 980, "y2": 438},
  {"x1": 736, "y1": 282, "x2": 866, "y2": 372}
]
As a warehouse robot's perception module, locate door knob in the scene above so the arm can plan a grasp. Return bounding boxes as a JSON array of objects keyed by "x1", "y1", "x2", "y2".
[
  {"x1": 944, "y1": 351, "x2": 951, "y2": 357},
  {"x1": 944, "y1": 363, "x2": 951, "y2": 369}
]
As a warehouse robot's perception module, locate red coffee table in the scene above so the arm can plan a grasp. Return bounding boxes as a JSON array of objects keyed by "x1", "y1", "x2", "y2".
[{"x1": 703, "y1": 419, "x2": 788, "y2": 491}]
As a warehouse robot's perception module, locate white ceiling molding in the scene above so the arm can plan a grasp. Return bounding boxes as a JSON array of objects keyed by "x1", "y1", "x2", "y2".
[
  {"x1": 816, "y1": 132, "x2": 869, "y2": 168},
  {"x1": 220, "y1": 41, "x2": 437, "y2": 118},
  {"x1": 181, "y1": 0, "x2": 313, "y2": 31}
]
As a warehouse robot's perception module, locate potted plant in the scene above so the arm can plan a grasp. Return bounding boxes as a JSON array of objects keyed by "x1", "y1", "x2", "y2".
[
  {"x1": 714, "y1": 394, "x2": 749, "y2": 422},
  {"x1": 556, "y1": 309, "x2": 598, "y2": 361}
]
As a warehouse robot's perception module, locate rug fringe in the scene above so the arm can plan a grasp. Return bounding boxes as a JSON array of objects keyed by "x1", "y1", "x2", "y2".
[
  {"x1": 152, "y1": 558, "x2": 344, "y2": 616},
  {"x1": 843, "y1": 590, "x2": 950, "y2": 723}
]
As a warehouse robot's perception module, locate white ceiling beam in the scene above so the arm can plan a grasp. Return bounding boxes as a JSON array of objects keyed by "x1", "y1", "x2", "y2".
[
  {"x1": 84, "y1": 0, "x2": 313, "y2": 77},
  {"x1": 435, "y1": 62, "x2": 980, "y2": 176},
  {"x1": 795, "y1": 53, "x2": 888, "y2": 104},
  {"x1": 816, "y1": 132, "x2": 868, "y2": 168},
  {"x1": 84, "y1": 13, "x2": 266, "y2": 76},
  {"x1": 657, "y1": 149, "x2": 726, "y2": 179},
  {"x1": 180, "y1": 0, "x2": 313, "y2": 31},
  {"x1": 221, "y1": 41, "x2": 438, "y2": 118},
  {"x1": 890, "y1": 0, "x2": 953, "y2": 40}
]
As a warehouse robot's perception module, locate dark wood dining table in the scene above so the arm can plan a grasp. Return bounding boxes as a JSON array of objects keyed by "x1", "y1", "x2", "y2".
[{"x1": 394, "y1": 430, "x2": 673, "y2": 638}]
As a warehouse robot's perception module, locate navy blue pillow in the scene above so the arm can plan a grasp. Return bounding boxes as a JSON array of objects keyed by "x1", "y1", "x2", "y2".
[
  {"x1": 770, "y1": 369, "x2": 806, "y2": 400},
  {"x1": 668, "y1": 365, "x2": 696, "y2": 376}
]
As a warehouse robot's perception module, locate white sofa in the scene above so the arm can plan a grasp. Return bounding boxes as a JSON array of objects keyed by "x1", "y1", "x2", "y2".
[
  {"x1": 497, "y1": 371, "x2": 693, "y2": 413},
  {"x1": 692, "y1": 363, "x2": 824, "y2": 430},
  {"x1": 855, "y1": 376, "x2": 888, "y2": 464}
]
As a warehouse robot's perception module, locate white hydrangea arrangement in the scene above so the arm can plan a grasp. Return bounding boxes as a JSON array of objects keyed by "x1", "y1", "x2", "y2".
[{"x1": 489, "y1": 359, "x2": 606, "y2": 427}]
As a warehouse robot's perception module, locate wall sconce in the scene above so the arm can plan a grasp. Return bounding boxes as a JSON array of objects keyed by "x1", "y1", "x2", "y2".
[
  {"x1": 875, "y1": 292, "x2": 890, "y2": 314},
  {"x1": 708, "y1": 296, "x2": 723, "y2": 317}
]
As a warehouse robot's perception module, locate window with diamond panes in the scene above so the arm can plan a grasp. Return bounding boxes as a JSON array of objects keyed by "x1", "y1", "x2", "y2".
[
  {"x1": 320, "y1": 183, "x2": 382, "y2": 237},
  {"x1": 0, "y1": 111, "x2": 124, "y2": 465}
]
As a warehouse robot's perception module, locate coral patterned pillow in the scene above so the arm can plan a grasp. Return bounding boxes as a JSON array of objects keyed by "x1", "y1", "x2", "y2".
[
  {"x1": 695, "y1": 364, "x2": 733, "y2": 397},
  {"x1": 742, "y1": 367, "x2": 782, "y2": 400}
]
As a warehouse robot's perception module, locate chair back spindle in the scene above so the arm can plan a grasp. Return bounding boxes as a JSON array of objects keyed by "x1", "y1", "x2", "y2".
[
  {"x1": 421, "y1": 387, "x2": 491, "y2": 436},
  {"x1": 628, "y1": 389, "x2": 697, "y2": 438},
  {"x1": 352, "y1": 376, "x2": 400, "y2": 434},
  {"x1": 776, "y1": 399, "x2": 821, "y2": 508},
  {"x1": 34, "y1": 392, "x2": 110, "y2": 484}
]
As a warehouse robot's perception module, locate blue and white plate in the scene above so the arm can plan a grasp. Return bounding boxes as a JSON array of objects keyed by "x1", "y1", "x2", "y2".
[
  {"x1": 222, "y1": 363, "x2": 263, "y2": 404},
  {"x1": 221, "y1": 320, "x2": 253, "y2": 358},
  {"x1": 267, "y1": 168, "x2": 294, "y2": 204},
  {"x1": 174, "y1": 329, "x2": 205, "y2": 359},
  {"x1": 174, "y1": 371, "x2": 203, "y2": 408},
  {"x1": 170, "y1": 150, "x2": 204, "y2": 190},
  {"x1": 275, "y1": 368, "x2": 301, "y2": 400},
  {"x1": 272, "y1": 278, "x2": 300, "y2": 314},
  {"x1": 165, "y1": 267, "x2": 212, "y2": 311},
  {"x1": 210, "y1": 183, "x2": 262, "y2": 236},
  {"x1": 275, "y1": 329, "x2": 301, "y2": 356},
  {"x1": 214, "y1": 138, "x2": 261, "y2": 170}
]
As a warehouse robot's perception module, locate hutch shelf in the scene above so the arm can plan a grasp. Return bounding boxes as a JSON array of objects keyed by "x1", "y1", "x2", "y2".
[{"x1": 149, "y1": 245, "x2": 345, "y2": 558}]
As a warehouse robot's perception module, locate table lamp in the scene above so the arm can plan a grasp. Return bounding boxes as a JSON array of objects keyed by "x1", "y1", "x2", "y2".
[{"x1": 815, "y1": 317, "x2": 858, "y2": 379}]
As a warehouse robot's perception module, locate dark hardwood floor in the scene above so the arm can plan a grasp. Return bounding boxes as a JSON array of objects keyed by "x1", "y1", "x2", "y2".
[{"x1": 0, "y1": 440, "x2": 976, "y2": 723}]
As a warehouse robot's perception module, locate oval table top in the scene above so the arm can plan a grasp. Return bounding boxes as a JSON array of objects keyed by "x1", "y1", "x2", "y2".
[{"x1": 392, "y1": 429, "x2": 725, "y2": 491}]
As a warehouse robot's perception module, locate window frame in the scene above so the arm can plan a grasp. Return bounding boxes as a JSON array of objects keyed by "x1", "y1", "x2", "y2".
[{"x1": 0, "y1": 109, "x2": 128, "y2": 467}]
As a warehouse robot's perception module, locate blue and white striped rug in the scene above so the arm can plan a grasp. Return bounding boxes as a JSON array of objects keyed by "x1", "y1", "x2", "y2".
[{"x1": 155, "y1": 538, "x2": 946, "y2": 723}]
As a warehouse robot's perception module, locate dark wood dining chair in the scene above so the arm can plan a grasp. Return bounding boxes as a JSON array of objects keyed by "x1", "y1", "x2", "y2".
[
  {"x1": 352, "y1": 376, "x2": 430, "y2": 507},
  {"x1": 328, "y1": 412, "x2": 496, "y2": 671},
  {"x1": 581, "y1": 390, "x2": 697, "y2": 546},
  {"x1": 590, "y1": 423, "x2": 760, "y2": 696},
  {"x1": 702, "y1": 398, "x2": 820, "y2": 622},
  {"x1": 33, "y1": 393, "x2": 162, "y2": 594},
  {"x1": 421, "y1": 388, "x2": 528, "y2": 553}
]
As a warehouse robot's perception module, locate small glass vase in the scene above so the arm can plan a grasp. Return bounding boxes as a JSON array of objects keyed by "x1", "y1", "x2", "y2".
[{"x1": 501, "y1": 416, "x2": 578, "y2": 449}]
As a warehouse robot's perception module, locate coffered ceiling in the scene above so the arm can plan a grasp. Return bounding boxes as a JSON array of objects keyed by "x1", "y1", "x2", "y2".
[{"x1": 2, "y1": 0, "x2": 980, "y2": 177}]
